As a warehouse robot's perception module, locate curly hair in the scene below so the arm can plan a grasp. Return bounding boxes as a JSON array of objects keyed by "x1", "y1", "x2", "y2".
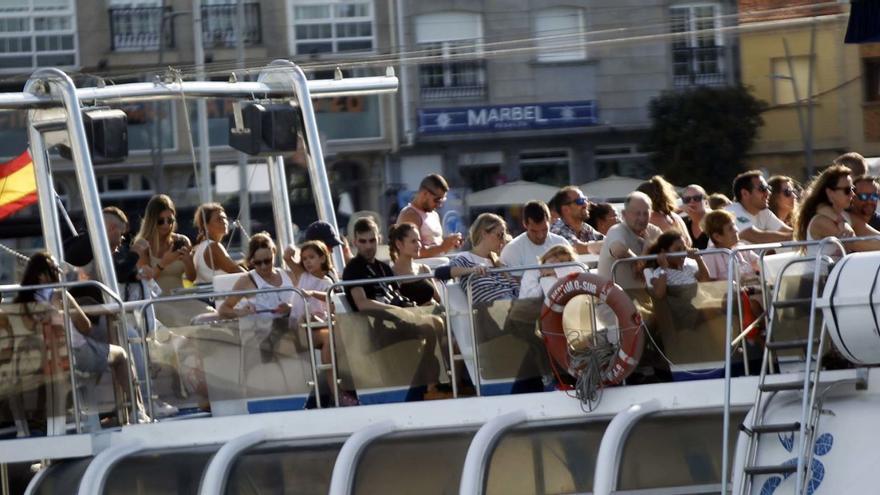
[
  {"x1": 793, "y1": 165, "x2": 852, "y2": 241},
  {"x1": 636, "y1": 176, "x2": 678, "y2": 215}
]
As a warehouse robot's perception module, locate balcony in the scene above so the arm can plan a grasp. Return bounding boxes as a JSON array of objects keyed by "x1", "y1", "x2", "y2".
[
  {"x1": 419, "y1": 61, "x2": 487, "y2": 101},
  {"x1": 109, "y1": 6, "x2": 174, "y2": 52},
  {"x1": 201, "y1": 2, "x2": 262, "y2": 48},
  {"x1": 672, "y1": 45, "x2": 728, "y2": 88}
]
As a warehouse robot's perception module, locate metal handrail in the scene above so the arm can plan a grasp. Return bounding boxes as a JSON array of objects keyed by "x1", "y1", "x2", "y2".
[
  {"x1": 325, "y1": 271, "x2": 452, "y2": 406},
  {"x1": 138, "y1": 284, "x2": 323, "y2": 413},
  {"x1": 0, "y1": 280, "x2": 128, "y2": 432},
  {"x1": 462, "y1": 261, "x2": 588, "y2": 396}
]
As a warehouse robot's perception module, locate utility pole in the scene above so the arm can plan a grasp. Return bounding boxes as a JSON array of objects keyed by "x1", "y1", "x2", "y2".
[
  {"x1": 235, "y1": 0, "x2": 251, "y2": 252},
  {"x1": 193, "y1": 0, "x2": 212, "y2": 203}
]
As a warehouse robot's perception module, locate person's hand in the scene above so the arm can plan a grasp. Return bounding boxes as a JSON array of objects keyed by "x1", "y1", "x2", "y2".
[
  {"x1": 657, "y1": 253, "x2": 670, "y2": 269},
  {"x1": 470, "y1": 265, "x2": 488, "y2": 277},
  {"x1": 441, "y1": 233, "x2": 463, "y2": 251},
  {"x1": 136, "y1": 266, "x2": 155, "y2": 280},
  {"x1": 236, "y1": 301, "x2": 256, "y2": 317},
  {"x1": 132, "y1": 238, "x2": 150, "y2": 257},
  {"x1": 273, "y1": 302, "x2": 292, "y2": 316},
  {"x1": 159, "y1": 248, "x2": 181, "y2": 267},
  {"x1": 283, "y1": 244, "x2": 297, "y2": 263},
  {"x1": 540, "y1": 268, "x2": 555, "y2": 277},
  {"x1": 686, "y1": 248, "x2": 700, "y2": 259},
  {"x1": 176, "y1": 244, "x2": 192, "y2": 258}
]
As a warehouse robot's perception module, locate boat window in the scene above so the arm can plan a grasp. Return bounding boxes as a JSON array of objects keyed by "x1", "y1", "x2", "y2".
[
  {"x1": 31, "y1": 457, "x2": 92, "y2": 495},
  {"x1": 616, "y1": 411, "x2": 746, "y2": 492},
  {"x1": 351, "y1": 429, "x2": 476, "y2": 494},
  {"x1": 226, "y1": 440, "x2": 343, "y2": 494},
  {"x1": 485, "y1": 419, "x2": 608, "y2": 494},
  {"x1": 102, "y1": 448, "x2": 215, "y2": 494}
]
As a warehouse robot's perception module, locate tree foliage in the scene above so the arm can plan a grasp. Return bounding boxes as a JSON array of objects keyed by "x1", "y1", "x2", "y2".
[{"x1": 644, "y1": 85, "x2": 767, "y2": 194}]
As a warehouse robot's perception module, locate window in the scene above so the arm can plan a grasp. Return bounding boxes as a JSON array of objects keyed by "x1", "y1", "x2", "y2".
[
  {"x1": 865, "y1": 58, "x2": 880, "y2": 102},
  {"x1": 0, "y1": 0, "x2": 76, "y2": 73},
  {"x1": 594, "y1": 144, "x2": 652, "y2": 178},
  {"x1": 670, "y1": 4, "x2": 724, "y2": 87},
  {"x1": 108, "y1": 0, "x2": 173, "y2": 51},
  {"x1": 519, "y1": 150, "x2": 571, "y2": 186},
  {"x1": 771, "y1": 56, "x2": 817, "y2": 105},
  {"x1": 415, "y1": 12, "x2": 485, "y2": 100},
  {"x1": 534, "y1": 7, "x2": 585, "y2": 63},
  {"x1": 290, "y1": 0, "x2": 374, "y2": 55},
  {"x1": 96, "y1": 173, "x2": 154, "y2": 199}
]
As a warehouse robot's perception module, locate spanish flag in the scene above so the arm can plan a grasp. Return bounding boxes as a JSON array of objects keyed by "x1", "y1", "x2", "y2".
[{"x1": 0, "y1": 150, "x2": 37, "y2": 221}]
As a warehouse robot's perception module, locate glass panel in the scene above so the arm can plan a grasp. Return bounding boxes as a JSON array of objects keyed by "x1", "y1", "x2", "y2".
[
  {"x1": 337, "y1": 39, "x2": 372, "y2": 52},
  {"x1": 103, "y1": 449, "x2": 214, "y2": 494},
  {"x1": 226, "y1": 440, "x2": 343, "y2": 494},
  {"x1": 485, "y1": 420, "x2": 608, "y2": 494},
  {"x1": 296, "y1": 41, "x2": 333, "y2": 54},
  {"x1": 353, "y1": 430, "x2": 475, "y2": 494},
  {"x1": 34, "y1": 16, "x2": 71, "y2": 31},
  {"x1": 121, "y1": 101, "x2": 175, "y2": 151},
  {"x1": 36, "y1": 53, "x2": 74, "y2": 66},
  {"x1": 333, "y1": 304, "x2": 447, "y2": 403},
  {"x1": 0, "y1": 17, "x2": 29, "y2": 32},
  {"x1": 315, "y1": 94, "x2": 382, "y2": 140},
  {"x1": 335, "y1": 3, "x2": 369, "y2": 18},
  {"x1": 32, "y1": 458, "x2": 93, "y2": 495},
  {"x1": 294, "y1": 5, "x2": 330, "y2": 20},
  {"x1": 618, "y1": 412, "x2": 746, "y2": 491}
]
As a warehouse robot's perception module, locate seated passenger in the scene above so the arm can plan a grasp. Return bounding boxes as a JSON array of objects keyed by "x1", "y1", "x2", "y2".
[
  {"x1": 587, "y1": 202, "x2": 620, "y2": 236},
  {"x1": 549, "y1": 186, "x2": 604, "y2": 254},
  {"x1": 192, "y1": 203, "x2": 245, "y2": 284},
  {"x1": 15, "y1": 252, "x2": 148, "y2": 423},
  {"x1": 301, "y1": 220, "x2": 353, "y2": 271},
  {"x1": 795, "y1": 165, "x2": 880, "y2": 253},
  {"x1": 708, "y1": 193, "x2": 732, "y2": 211},
  {"x1": 680, "y1": 185, "x2": 710, "y2": 249},
  {"x1": 518, "y1": 244, "x2": 581, "y2": 299},
  {"x1": 637, "y1": 176, "x2": 691, "y2": 246},
  {"x1": 849, "y1": 175, "x2": 880, "y2": 231},
  {"x1": 134, "y1": 194, "x2": 210, "y2": 326},
  {"x1": 644, "y1": 231, "x2": 710, "y2": 298},
  {"x1": 397, "y1": 173, "x2": 463, "y2": 258},
  {"x1": 219, "y1": 232, "x2": 298, "y2": 320},
  {"x1": 389, "y1": 223, "x2": 440, "y2": 306},
  {"x1": 700, "y1": 210, "x2": 759, "y2": 282},
  {"x1": 726, "y1": 171, "x2": 793, "y2": 243},
  {"x1": 342, "y1": 217, "x2": 446, "y2": 398},
  {"x1": 598, "y1": 192, "x2": 662, "y2": 290},
  {"x1": 500, "y1": 200, "x2": 568, "y2": 277},
  {"x1": 768, "y1": 175, "x2": 799, "y2": 228}
]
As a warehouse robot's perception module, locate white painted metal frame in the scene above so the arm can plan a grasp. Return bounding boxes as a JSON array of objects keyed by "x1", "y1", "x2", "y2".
[
  {"x1": 458, "y1": 410, "x2": 528, "y2": 495},
  {"x1": 198, "y1": 428, "x2": 269, "y2": 495},
  {"x1": 592, "y1": 399, "x2": 663, "y2": 495},
  {"x1": 77, "y1": 440, "x2": 145, "y2": 495},
  {"x1": 327, "y1": 420, "x2": 398, "y2": 495}
]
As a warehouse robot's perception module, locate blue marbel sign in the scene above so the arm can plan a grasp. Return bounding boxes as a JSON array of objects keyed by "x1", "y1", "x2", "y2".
[{"x1": 418, "y1": 100, "x2": 599, "y2": 134}]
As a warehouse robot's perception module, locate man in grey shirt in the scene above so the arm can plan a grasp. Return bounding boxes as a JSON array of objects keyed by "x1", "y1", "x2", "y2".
[{"x1": 598, "y1": 191, "x2": 662, "y2": 289}]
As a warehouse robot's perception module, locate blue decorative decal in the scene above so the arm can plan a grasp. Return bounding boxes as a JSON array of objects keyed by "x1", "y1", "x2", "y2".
[{"x1": 760, "y1": 432, "x2": 833, "y2": 495}]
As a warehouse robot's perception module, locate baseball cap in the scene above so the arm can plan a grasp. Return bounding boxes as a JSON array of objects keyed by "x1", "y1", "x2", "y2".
[{"x1": 304, "y1": 221, "x2": 343, "y2": 248}]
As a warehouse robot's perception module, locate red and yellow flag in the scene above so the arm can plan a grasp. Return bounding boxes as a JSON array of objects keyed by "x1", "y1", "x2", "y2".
[{"x1": 0, "y1": 150, "x2": 37, "y2": 220}]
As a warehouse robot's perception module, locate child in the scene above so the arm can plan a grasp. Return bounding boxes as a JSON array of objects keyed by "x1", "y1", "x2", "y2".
[
  {"x1": 700, "y1": 210, "x2": 759, "y2": 282},
  {"x1": 645, "y1": 230, "x2": 710, "y2": 299},
  {"x1": 289, "y1": 240, "x2": 334, "y2": 324},
  {"x1": 519, "y1": 244, "x2": 581, "y2": 299}
]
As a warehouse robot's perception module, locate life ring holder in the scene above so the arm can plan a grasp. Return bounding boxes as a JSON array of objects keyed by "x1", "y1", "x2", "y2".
[{"x1": 540, "y1": 271, "x2": 644, "y2": 385}]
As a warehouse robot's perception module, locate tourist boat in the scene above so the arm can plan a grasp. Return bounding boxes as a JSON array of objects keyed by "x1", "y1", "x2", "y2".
[{"x1": 0, "y1": 61, "x2": 879, "y2": 495}]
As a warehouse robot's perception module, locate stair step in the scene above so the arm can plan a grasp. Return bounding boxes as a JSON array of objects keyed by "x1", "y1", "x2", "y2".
[
  {"x1": 759, "y1": 380, "x2": 812, "y2": 392},
  {"x1": 766, "y1": 339, "x2": 819, "y2": 351},
  {"x1": 745, "y1": 463, "x2": 798, "y2": 476},
  {"x1": 772, "y1": 298, "x2": 813, "y2": 309},
  {"x1": 750, "y1": 422, "x2": 801, "y2": 434}
]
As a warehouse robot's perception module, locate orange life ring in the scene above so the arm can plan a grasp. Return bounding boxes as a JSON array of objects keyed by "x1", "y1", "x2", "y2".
[{"x1": 540, "y1": 271, "x2": 644, "y2": 385}]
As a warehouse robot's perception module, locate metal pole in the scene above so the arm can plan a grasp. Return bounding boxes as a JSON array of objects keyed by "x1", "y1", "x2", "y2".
[
  {"x1": 395, "y1": 0, "x2": 413, "y2": 146},
  {"x1": 782, "y1": 38, "x2": 810, "y2": 180},
  {"x1": 235, "y1": 0, "x2": 251, "y2": 251},
  {"x1": 258, "y1": 60, "x2": 343, "y2": 270},
  {"x1": 266, "y1": 155, "x2": 297, "y2": 251},
  {"x1": 24, "y1": 127, "x2": 64, "y2": 261},
  {"x1": 193, "y1": 0, "x2": 212, "y2": 204},
  {"x1": 805, "y1": 19, "x2": 816, "y2": 179},
  {"x1": 151, "y1": 0, "x2": 167, "y2": 193},
  {"x1": 26, "y1": 69, "x2": 120, "y2": 297}
]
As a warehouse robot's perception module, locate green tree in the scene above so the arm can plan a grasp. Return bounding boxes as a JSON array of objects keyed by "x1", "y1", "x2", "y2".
[{"x1": 644, "y1": 85, "x2": 767, "y2": 194}]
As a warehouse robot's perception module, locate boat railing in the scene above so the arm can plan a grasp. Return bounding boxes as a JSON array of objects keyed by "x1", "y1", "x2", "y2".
[{"x1": 0, "y1": 279, "x2": 129, "y2": 435}]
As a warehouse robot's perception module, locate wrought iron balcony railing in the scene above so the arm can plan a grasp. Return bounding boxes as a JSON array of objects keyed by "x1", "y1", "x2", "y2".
[
  {"x1": 109, "y1": 6, "x2": 174, "y2": 52},
  {"x1": 201, "y1": 2, "x2": 262, "y2": 48}
]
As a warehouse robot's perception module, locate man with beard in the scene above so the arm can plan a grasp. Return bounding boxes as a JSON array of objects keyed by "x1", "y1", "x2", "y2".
[
  {"x1": 725, "y1": 171, "x2": 792, "y2": 243},
  {"x1": 849, "y1": 176, "x2": 880, "y2": 232},
  {"x1": 500, "y1": 200, "x2": 568, "y2": 275},
  {"x1": 397, "y1": 174, "x2": 462, "y2": 258},
  {"x1": 549, "y1": 186, "x2": 604, "y2": 254}
]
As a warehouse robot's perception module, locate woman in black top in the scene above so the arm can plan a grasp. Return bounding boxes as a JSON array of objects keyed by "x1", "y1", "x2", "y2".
[
  {"x1": 681, "y1": 184, "x2": 710, "y2": 249},
  {"x1": 389, "y1": 222, "x2": 440, "y2": 306}
]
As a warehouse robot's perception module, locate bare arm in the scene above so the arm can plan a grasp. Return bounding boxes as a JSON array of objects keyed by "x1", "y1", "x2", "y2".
[
  {"x1": 218, "y1": 275, "x2": 255, "y2": 318},
  {"x1": 62, "y1": 292, "x2": 92, "y2": 334},
  {"x1": 690, "y1": 250, "x2": 711, "y2": 282},
  {"x1": 397, "y1": 207, "x2": 422, "y2": 227},
  {"x1": 177, "y1": 235, "x2": 197, "y2": 282},
  {"x1": 205, "y1": 242, "x2": 246, "y2": 274},
  {"x1": 849, "y1": 217, "x2": 880, "y2": 252},
  {"x1": 418, "y1": 234, "x2": 463, "y2": 258},
  {"x1": 738, "y1": 226, "x2": 792, "y2": 243},
  {"x1": 349, "y1": 286, "x2": 398, "y2": 312}
]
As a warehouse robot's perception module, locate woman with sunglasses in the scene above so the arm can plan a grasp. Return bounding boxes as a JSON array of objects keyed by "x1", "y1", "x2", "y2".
[
  {"x1": 680, "y1": 184, "x2": 710, "y2": 249},
  {"x1": 768, "y1": 176, "x2": 799, "y2": 227},
  {"x1": 794, "y1": 165, "x2": 880, "y2": 254},
  {"x1": 135, "y1": 194, "x2": 207, "y2": 326},
  {"x1": 218, "y1": 232, "x2": 297, "y2": 319},
  {"x1": 636, "y1": 176, "x2": 692, "y2": 247}
]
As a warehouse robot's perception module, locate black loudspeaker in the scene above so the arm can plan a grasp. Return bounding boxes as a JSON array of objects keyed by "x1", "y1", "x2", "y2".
[
  {"x1": 59, "y1": 108, "x2": 128, "y2": 164},
  {"x1": 228, "y1": 102, "x2": 300, "y2": 156}
]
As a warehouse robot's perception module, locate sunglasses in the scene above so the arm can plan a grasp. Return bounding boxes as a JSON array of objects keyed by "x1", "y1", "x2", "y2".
[
  {"x1": 682, "y1": 194, "x2": 704, "y2": 204},
  {"x1": 754, "y1": 184, "x2": 772, "y2": 193},
  {"x1": 831, "y1": 185, "x2": 856, "y2": 195},
  {"x1": 251, "y1": 258, "x2": 273, "y2": 267},
  {"x1": 856, "y1": 192, "x2": 880, "y2": 201},
  {"x1": 356, "y1": 238, "x2": 377, "y2": 244},
  {"x1": 780, "y1": 189, "x2": 798, "y2": 198},
  {"x1": 157, "y1": 216, "x2": 175, "y2": 226},
  {"x1": 567, "y1": 196, "x2": 588, "y2": 206}
]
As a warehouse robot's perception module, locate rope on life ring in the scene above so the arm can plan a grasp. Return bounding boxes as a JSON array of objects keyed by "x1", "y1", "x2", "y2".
[{"x1": 540, "y1": 271, "x2": 645, "y2": 399}]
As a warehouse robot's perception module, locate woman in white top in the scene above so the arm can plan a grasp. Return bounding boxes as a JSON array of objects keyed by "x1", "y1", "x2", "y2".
[
  {"x1": 795, "y1": 165, "x2": 880, "y2": 254},
  {"x1": 219, "y1": 232, "x2": 297, "y2": 319},
  {"x1": 192, "y1": 203, "x2": 245, "y2": 284}
]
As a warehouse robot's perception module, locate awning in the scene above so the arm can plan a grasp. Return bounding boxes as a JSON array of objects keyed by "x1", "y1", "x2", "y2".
[{"x1": 465, "y1": 180, "x2": 559, "y2": 207}]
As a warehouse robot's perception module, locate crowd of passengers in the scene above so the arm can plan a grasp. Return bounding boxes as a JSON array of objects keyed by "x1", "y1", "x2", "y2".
[{"x1": 11, "y1": 151, "x2": 880, "y2": 422}]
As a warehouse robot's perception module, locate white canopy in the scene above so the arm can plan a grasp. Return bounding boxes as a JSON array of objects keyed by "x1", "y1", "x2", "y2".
[
  {"x1": 466, "y1": 180, "x2": 559, "y2": 207},
  {"x1": 580, "y1": 175, "x2": 646, "y2": 201}
]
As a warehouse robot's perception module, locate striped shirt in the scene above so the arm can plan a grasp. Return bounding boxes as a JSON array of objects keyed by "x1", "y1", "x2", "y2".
[{"x1": 449, "y1": 252, "x2": 519, "y2": 303}]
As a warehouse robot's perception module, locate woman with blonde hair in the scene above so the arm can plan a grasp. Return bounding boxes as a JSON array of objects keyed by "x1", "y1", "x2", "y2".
[
  {"x1": 449, "y1": 213, "x2": 519, "y2": 302},
  {"x1": 636, "y1": 176, "x2": 691, "y2": 246},
  {"x1": 192, "y1": 202, "x2": 245, "y2": 284},
  {"x1": 135, "y1": 194, "x2": 208, "y2": 326},
  {"x1": 768, "y1": 175, "x2": 799, "y2": 227}
]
